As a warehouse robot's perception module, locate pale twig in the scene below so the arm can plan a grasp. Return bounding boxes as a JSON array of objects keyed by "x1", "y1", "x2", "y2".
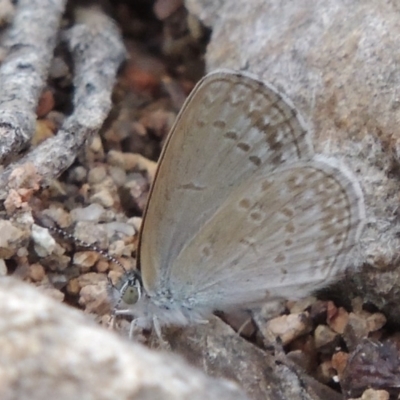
[
  {"x1": 0, "y1": 7, "x2": 126, "y2": 199},
  {"x1": 0, "y1": 0, "x2": 66, "y2": 164}
]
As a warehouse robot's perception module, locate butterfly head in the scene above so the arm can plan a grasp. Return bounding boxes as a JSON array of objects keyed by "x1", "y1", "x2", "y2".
[{"x1": 108, "y1": 269, "x2": 143, "y2": 309}]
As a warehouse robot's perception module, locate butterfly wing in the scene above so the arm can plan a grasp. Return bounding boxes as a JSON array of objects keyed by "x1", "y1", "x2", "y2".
[
  {"x1": 166, "y1": 156, "x2": 364, "y2": 310},
  {"x1": 138, "y1": 70, "x2": 364, "y2": 311},
  {"x1": 139, "y1": 70, "x2": 313, "y2": 292}
]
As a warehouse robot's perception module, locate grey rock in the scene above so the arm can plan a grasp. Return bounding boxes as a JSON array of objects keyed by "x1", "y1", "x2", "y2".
[
  {"x1": 185, "y1": 0, "x2": 400, "y2": 322},
  {"x1": 0, "y1": 277, "x2": 248, "y2": 400}
]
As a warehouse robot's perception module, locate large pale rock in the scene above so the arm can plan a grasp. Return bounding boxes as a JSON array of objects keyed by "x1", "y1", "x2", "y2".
[
  {"x1": 185, "y1": 0, "x2": 400, "y2": 320},
  {"x1": 0, "y1": 277, "x2": 247, "y2": 400}
]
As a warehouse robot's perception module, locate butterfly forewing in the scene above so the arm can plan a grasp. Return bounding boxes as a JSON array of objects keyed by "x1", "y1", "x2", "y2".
[{"x1": 138, "y1": 70, "x2": 364, "y2": 311}]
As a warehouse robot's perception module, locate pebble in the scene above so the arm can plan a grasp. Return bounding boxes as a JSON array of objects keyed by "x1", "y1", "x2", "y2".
[
  {"x1": 327, "y1": 303, "x2": 349, "y2": 334},
  {"x1": 107, "y1": 150, "x2": 157, "y2": 182},
  {"x1": 71, "y1": 203, "x2": 105, "y2": 223},
  {"x1": 331, "y1": 351, "x2": 348, "y2": 378},
  {"x1": 73, "y1": 221, "x2": 109, "y2": 250},
  {"x1": 316, "y1": 360, "x2": 335, "y2": 384},
  {"x1": 67, "y1": 166, "x2": 87, "y2": 183},
  {"x1": 42, "y1": 207, "x2": 72, "y2": 228},
  {"x1": 28, "y1": 263, "x2": 46, "y2": 282},
  {"x1": 265, "y1": 312, "x2": 313, "y2": 346},
  {"x1": 88, "y1": 166, "x2": 108, "y2": 184},
  {"x1": 109, "y1": 166, "x2": 127, "y2": 187},
  {"x1": 73, "y1": 251, "x2": 100, "y2": 270},
  {"x1": 288, "y1": 296, "x2": 317, "y2": 314},
  {"x1": 36, "y1": 89, "x2": 55, "y2": 117},
  {"x1": 314, "y1": 324, "x2": 340, "y2": 353},
  {"x1": 31, "y1": 224, "x2": 57, "y2": 257},
  {"x1": 90, "y1": 189, "x2": 115, "y2": 208},
  {"x1": 78, "y1": 280, "x2": 110, "y2": 315},
  {"x1": 66, "y1": 277, "x2": 80, "y2": 296},
  {"x1": 0, "y1": 220, "x2": 27, "y2": 258},
  {"x1": 348, "y1": 388, "x2": 389, "y2": 400},
  {"x1": 95, "y1": 259, "x2": 110, "y2": 273},
  {"x1": 104, "y1": 222, "x2": 135, "y2": 238}
]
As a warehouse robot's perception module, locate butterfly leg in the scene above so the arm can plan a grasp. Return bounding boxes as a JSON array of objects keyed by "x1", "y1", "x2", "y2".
[
  {"x1": 152, "y1": 315, "x2": 171, "y2": 350},
  {"x1": 110, "y1": 309, "x2": 143, "y2": 341},
  {"x1": 129, "y1": 319, "x2": 139, "y2": 340},
  {"x1": 107, "y1": 307, "x2": 129, "y2": 332}
]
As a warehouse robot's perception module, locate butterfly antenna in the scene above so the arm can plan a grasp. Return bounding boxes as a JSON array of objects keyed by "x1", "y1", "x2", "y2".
[{"x1": 33, "y1": 213, "x2": 128, "y2": 273}]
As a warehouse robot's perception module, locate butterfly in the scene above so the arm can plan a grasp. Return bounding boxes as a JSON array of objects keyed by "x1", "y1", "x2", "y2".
[{"x1": 108, "y1": 69, "x2": 365, "y2": 339}]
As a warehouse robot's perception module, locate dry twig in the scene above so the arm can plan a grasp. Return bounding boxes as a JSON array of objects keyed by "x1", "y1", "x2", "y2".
[
  {"x1": 0, "y1": 0, "x2": 66, "y2": 164},
  {"x1": 0, "y1": 7, "x2": 126, "y2": 199}
]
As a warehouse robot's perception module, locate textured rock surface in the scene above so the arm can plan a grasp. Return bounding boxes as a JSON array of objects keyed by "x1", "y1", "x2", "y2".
[
  {"x1": 0, "y1": 277, "x2": 248, "y2": 400},
  {"x1": 161, "y1": 317, "x2": 341, "y2": 400},
  {"x1": 185, "y1": 0, "x2": 400, "y2": 320}
]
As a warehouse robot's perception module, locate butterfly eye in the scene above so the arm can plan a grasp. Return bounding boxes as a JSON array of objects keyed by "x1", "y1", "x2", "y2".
[
  {"x1": 121, "y1": 285, "x2": 139, "y2": 305},
  {"x1": 119, "y1": 277, "x2": 141, "y2": 305}
]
